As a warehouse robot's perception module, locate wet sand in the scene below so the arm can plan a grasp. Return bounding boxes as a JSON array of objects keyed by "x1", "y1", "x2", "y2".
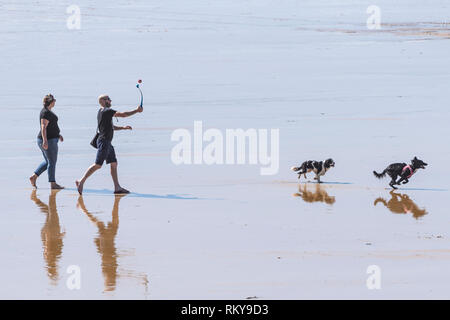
[
  {"x1": 2, "y1": 180, "x2": 450, "y2": 299},
  {"x1": 1, "y1": 0, "x2": 450, "y2": 299}
]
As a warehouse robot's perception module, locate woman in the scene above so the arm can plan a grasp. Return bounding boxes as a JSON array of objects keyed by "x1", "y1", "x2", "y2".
[{"x1": 29, "y1": 94, "x2": 64, "y2": 189}]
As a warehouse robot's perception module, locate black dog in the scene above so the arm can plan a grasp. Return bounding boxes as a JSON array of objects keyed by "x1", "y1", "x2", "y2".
[
  {"x1": 291, "y1": 159, "x2": 335, "y2": 183},
  {"x1": 373, "y1": 156, "x2": 428, "y2": 189}
]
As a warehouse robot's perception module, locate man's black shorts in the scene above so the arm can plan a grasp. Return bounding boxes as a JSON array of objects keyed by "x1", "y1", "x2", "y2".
[{"x1": 95, "y1": 138, "x2": 117, "y2": 165}]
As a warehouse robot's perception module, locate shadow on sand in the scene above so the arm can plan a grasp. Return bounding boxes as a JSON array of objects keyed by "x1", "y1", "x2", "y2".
[
  {"x1": 296, "y1": 180, "x2": 352, "y2": 185},
  {"x1": 65, "y1": 188, "x2": 199, "y2": 200},
  {"x1": 387, "y1": 187, "x2": 447, "y2": 192},
  {"x1": 313, "y1": 181, "x2": 352, "y2": 185}
]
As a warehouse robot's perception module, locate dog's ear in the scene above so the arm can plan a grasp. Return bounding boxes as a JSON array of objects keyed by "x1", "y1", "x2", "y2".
[{"x1": 413, "y1": 156, "x2": 418, "y2": 160}]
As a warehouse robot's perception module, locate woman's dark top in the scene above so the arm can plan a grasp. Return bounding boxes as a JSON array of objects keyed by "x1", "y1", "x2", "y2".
[
  {"x1": 37, "y1": 107, "x2": 60, "y2": 140},
  {"x1": 97, "y1": 107, "x2": 117, "y2": 142}
]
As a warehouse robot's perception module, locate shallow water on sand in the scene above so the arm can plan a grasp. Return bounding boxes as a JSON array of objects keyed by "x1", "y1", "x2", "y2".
[
  {"x1": 2, "y1": 181, "x2": 450, "y2": 299},
  {"x1": 1, "y1": 0, "x2": 450, "y2": 298}
]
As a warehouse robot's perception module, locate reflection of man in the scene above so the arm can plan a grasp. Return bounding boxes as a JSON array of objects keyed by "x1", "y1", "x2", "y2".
[
  {"x1": 77, "y1": 195, "x2": 122, "y2": 291},
  {"x1": 293, "y1": 183, "x2": 335, "y2": 205},
  {"x1": 374, "y1": 191, "x2": 427, "y2": 219},
  {"x1": 30, "y1": 189, "x2": 65, "y2": 284}
]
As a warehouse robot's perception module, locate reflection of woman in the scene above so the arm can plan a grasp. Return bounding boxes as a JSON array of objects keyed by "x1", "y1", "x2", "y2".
[
  {"x1": 29, "y1": 94, "x2": 64, "y2": 189},
  {"x1": 77, "y1": 195, "x2": 122, "y2": 291},
  {"x1": 30, "y1": 189, "x2": 65, "y2": 283}
]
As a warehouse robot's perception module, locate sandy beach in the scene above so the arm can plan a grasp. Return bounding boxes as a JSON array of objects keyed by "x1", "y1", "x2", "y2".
[{"x1": 1, "y1": 0, "x2": 450, "y2": 299}]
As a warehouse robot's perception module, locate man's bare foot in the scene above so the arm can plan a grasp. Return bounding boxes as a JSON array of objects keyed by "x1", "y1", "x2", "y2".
[
  {"x1": 51, "y1": 182, "x2": 65, "y2": 190},
  {"x1": 29, "y1": 175, "x2": 37, "y2": 188},
  {"x1": 76, "y1": 180, "x2": 83, "y2": 195},
  {"x1": 114, "y1": 187, "x2": 130, "y2": 194}
]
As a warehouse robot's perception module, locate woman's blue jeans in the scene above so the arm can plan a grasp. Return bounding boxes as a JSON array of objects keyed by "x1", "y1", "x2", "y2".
[{"x1": 35, "y1": 138, "x2": 59, "y2": 182}]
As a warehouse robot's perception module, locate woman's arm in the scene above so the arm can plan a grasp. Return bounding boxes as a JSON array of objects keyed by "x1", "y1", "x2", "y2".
[{"x1": 41, "y1": 119, "x2": 49, "y2": 150}]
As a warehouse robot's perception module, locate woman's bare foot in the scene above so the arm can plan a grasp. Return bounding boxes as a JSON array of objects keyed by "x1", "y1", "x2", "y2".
[
  {"x1": 29, "y1": 174, "x2": 37, "y2": 188},
  {"x1": 114, "y1": 187, "x2": 130, "y2": 194},
  {"x1": 76, "y1": 180, "x2": 83, "y2": 195},
  {"x1": 30, "y1": 189, "x2": 37, "y2": 200},
  {"x1": 51, "y1": 182, "x2": 65, "y2": 190}
]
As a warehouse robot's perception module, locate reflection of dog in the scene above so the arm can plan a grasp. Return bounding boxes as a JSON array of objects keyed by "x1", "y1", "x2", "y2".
[
  {"x1": 291, "y1": 159, "x2": 335, "y2": 183},
  {"x1": 373, "y1": 157, "x2": 428, "y2": 189},
  {"x1": 293, "y1": 183, "x2": 335, "y2": 205},
  {"x1": 374, "y1": 191, "x2": 427, "y2": 219}
]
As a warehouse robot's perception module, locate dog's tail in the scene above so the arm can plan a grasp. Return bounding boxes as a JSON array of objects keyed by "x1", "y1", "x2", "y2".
[
  {"x1": 291, "y1": 166, "x2": 300, "y2": 172},
  {"x1": 373, "y1": 169, "x2": 387, "y2": 179},
  {"x1": 373, "y1": 198, "x2": 387, "y2": 206}
]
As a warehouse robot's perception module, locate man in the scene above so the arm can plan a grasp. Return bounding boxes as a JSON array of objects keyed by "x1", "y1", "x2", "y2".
[{"x1": 76, "y1": 94, "x2": 143, "y2": 194}]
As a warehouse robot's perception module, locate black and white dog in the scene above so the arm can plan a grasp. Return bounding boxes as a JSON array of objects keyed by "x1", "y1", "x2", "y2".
[
  {"x1": 291, "y1": 159, "x2": 335, "y2": 183},
  {"x1": 373, "y1": 156, "x2": 428, "y2": 189}
]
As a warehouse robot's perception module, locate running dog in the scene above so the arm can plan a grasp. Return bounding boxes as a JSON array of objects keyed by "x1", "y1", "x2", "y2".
[
  {"x1": 373, "y1": 156, "x2": 428, "y2": 189},
  {"x1": 291, "y1": 158, "x2": 335, "y2": 183}
]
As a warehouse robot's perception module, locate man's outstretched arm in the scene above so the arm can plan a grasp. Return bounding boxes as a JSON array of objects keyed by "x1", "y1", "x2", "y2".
[{"x1": 114, "y1": 106, "x2": 143, "y2": 118}]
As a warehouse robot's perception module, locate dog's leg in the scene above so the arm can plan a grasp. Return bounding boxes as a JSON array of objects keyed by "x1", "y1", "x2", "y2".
[
  {"x1": 389, "y1": 178, "x2": 398, "y2": 189},
  {"x1": 388, "y1": 174, "x2": 398, "y2": 189},
  {"x1": 313, "y1": 170, "x2": 320, "y2": 180},
  {"x1": 298, "y1": 170, "x2": 306, "y2": 180},
  {"x1": 396, "y1": 176, "x2": 408, "y2": 185}
]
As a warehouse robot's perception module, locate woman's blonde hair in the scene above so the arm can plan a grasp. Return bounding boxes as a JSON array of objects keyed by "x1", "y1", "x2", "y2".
[{"x1": 43, "y1": 94, "x2": 55, "y2": 108}]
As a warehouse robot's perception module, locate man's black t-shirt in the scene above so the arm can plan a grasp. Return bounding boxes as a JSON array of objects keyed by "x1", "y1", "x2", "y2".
[
  {"x1": 97, "y1": 107, "x2": 117, "y2": 141},
  {"x1": 37, "y1": 108, "x2": 60, "y2": 139}
]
